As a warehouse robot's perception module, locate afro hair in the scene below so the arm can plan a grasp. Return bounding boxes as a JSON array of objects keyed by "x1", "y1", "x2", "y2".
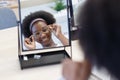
[{"x1": 22, "y1": 10, "x2": 56, "y2": 38}]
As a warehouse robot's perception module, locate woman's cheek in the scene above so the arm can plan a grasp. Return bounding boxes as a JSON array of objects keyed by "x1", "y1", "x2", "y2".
[
  {"x1": 35, "y1": 37, "x2": 42, "y2": 43},
  {"x1": 46, "y1": 31, "x2": 51, "y2": 38}
]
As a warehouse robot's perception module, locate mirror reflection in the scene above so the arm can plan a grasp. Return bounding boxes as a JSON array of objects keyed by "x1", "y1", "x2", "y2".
[{"x1": 19, "y1": 0, "x2": 70, "y2": 50}]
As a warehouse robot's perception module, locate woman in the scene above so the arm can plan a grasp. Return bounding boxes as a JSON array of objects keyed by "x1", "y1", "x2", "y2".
[
  {"x1": 62, "y1": 0, "x2": 120, "y2": 80},
  {"x1": 22, "y1": 11, "x2": 69, "y2": 50}
]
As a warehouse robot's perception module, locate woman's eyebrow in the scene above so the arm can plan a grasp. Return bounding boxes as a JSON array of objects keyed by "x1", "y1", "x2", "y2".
[
  {"x1": 42, "y1": 26, "x2": 48, "y2": 29},
  {"x1": 33, "y1": 29, "x2": 41, "y2": 33}
]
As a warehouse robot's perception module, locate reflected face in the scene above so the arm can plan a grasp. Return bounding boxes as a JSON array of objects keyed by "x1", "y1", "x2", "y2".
[{"x1": 31, "y1": 21, "x2": 52, "y2": 46}]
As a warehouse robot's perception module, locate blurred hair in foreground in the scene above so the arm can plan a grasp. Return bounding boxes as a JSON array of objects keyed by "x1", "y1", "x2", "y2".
[{"x1": 77, "y1": 0, "x2": 120, "y2": 79}]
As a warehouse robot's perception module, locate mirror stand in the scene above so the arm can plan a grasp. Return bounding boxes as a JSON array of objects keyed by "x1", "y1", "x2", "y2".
[{"x1": 18, "y1": 49, "x2": 70, "y2": 69}]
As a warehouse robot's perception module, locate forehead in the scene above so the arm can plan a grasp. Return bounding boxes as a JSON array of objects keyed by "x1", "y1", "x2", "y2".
[
  {"x1": 31, "y1": 21, "x2": 47, "y2": 32},
  {"x1": 34, "y1": 21, "x2": 47, "y2": 27}
]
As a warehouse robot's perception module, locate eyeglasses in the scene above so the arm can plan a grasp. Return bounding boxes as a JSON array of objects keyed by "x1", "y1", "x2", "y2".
[{"x1": 32, "y1": 27, "x2": 50, "y2": 38}]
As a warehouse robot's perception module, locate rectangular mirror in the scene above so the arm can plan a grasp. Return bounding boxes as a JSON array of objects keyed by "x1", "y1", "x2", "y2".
[
  {"x1": 18, "y1": 0, "x2": 72, "y2": 69},
  {"x1": 19, "y1": 0, "x2": 70, "y2": 51}
]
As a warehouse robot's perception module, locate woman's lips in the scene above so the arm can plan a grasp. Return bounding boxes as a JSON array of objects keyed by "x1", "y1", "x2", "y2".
[
  {"x1": 40, "y1": 36, "x2": 48, "y2": 43},
  {"x1": 42, "y1": 38, "x2": 48, "y2": 42}
]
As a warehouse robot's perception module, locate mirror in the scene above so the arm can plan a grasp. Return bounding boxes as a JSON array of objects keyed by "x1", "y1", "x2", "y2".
[
  {"x1": 19, "y1": 0, "x2": 70, "y2": 51},
  {"x1": 18, "y1": 0, "x2": 72, "y2": 69}
]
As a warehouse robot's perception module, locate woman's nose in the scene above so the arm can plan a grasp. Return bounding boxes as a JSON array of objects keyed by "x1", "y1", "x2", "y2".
[{"x1": 39, "y1": 32, "x2": 46, "y2": 38}]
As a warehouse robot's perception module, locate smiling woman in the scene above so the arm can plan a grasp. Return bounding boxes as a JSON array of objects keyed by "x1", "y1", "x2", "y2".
[{"x1": 22, "y1": 10, "x2": 69, "y2": 50}]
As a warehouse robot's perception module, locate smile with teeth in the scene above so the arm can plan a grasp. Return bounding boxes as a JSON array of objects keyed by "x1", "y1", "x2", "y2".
[{"x1": 40, "y1": 36, "x2": 48, "y2": 42}]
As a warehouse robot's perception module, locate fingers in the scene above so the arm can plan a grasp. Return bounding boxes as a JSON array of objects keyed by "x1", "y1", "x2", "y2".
[
  {"x1": 62, "y1": 59, "x2": 73, "y2": 80},
  {"x1": 62, "y1": 59, "x2": 82, "y2": 80},
  {"x1": 48, "y1": 24, "x2": 61, "y2": 31},
  {"x1": 48, "y1": 25, "x2": 55, "y2": 33},
  {"x1": 29, "y1": 35, "x2": 35, "y2": 42},
  {"x1": 48, "y1": 24, "x2": 62, "y2": 38},
  {"x1": 24, "y1": 36, "x2": 35, "y2": 44},
  {"x1": 24, "y1": 38, "x2": 31, "y2": 45},
  {"x1": 24, "y1": 36, "x2": 36, "y2": 50}
]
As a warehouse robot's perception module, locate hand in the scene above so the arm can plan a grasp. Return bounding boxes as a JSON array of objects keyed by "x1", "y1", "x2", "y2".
[
  {"x1": 24, "y1": 35, "x2": 36, "y2": 50},
  {"x1": 48, "y1": 24, "x2": 69, "y2": 45},
  {"x1": 49, "y1": 24, "x2": 62, "y2": 38},
  {"x1": 62, "y1": 59, "x2": 82, "y2": 80},
  {"x1": 62, "y1": 59, "x2": 91, "y2": 80}
]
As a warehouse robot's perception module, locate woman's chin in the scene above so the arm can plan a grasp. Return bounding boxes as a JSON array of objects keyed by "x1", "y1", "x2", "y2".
[
  {"x1": 38, "y1": 38, "x2": 52, "y2": 47},
  {"x1": 41, "y1": 41, "x2": 50, "y2": 47}
]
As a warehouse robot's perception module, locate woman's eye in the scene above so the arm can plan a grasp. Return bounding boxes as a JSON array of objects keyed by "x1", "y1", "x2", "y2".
[
  {"x1": 35, "y1": 32, "x2": 40, "y2": 35},
  {"x1": 42, "y1": 28, "x2": 47, "y2": 32}
]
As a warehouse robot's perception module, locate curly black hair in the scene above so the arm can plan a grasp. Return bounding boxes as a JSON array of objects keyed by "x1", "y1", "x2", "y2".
[
  {"x1": 22, "y1": 10, "x2": 56, "y2": 38},
  {"x1": 77, "y1": 0, "x2": 120, "y2": 79}
]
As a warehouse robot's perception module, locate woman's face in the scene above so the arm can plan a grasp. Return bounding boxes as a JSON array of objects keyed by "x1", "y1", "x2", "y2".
[{"x1": 31, "y1": 21, "x2": 52, "y2": 46}]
